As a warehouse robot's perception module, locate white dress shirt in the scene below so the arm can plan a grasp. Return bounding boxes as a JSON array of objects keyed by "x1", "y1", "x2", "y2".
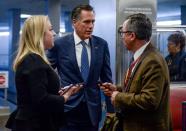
[
  {"x1": 132, "y1": 41, "x2": 150, "y2": 72},
  {"x1": 73, "y1": 31, "x2": 91, "y2": 71}
]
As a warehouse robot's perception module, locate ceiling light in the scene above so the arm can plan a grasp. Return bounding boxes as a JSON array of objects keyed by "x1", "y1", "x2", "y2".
[
  {"x1": 0, "y1": 27, "x2": 9, "y2": 30},
  {"x1": 0, "y1": 32, "x2": 9, "y2": 36},
  {"x1": 156, "y1": 29, "x2": 180, "y2": 32},
  {"x1": 20, "y1": 14, "x2": 31, "y2": 19},
  {"x1": 157, "y1": 20, "x2": 181, "y2": 26}
]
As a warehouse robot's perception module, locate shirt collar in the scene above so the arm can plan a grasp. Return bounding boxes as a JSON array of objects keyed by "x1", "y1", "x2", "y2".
[
  {"x1": 73, "y1": 31, "x2": 89, "y2": 46},
  {"x1": 133, "y1": 41, "x2": 150, "y2": 61}
]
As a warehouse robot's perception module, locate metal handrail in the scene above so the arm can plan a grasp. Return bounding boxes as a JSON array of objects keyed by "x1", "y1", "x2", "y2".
[{"x1": 153, "y1": 25, "x2": 186, "y2": 29}]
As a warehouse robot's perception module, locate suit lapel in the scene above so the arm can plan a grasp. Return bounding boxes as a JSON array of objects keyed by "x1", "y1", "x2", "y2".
[
  {"x1": 87, "y1": 37, "x2": 98, "y2": 81},
  {"x1": 125, "y1": 43, "x2": 155, "y2": 91},
  {"x1": 68, "y1": 34, "x2": 82, "y2": 76}
]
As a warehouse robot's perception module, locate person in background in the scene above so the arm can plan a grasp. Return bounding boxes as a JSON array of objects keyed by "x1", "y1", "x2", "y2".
[
  {"x1": 5, "y1": 15, "x2": 81, "y2": 131},
  {"x1": 100, "y1": 13, "x2": 172, "y2": 131},
  {"x1": 165, "y1": 31, "x2": 186, "y2": 81},
  {"x1": 47, "y1": 4, "x2": 114, "y2": 131}
]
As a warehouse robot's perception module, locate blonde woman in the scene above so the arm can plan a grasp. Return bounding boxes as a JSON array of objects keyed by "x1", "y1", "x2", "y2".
[{"x1": 6, "y1": 15, "x2": 81, "y2": 131}]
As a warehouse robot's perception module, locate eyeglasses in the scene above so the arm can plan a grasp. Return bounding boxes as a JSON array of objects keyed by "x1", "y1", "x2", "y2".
[
  {"x1": 118, "y1": 30, "x2": 133, "y2": 37},
  {"x1": 118, "y1": 26, "x2": 133, "y2": 37}
]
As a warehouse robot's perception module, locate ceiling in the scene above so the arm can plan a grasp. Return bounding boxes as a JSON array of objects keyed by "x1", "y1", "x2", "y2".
[
  {"x1": 0, "y1": 0, "x2": 186, "y2": 27},
  {"x1": 0, "y1": 0, "x2": 87, "y2": 26},
  {"x1": 158, "y1": 0, "x2": 186, "y2": 21}
]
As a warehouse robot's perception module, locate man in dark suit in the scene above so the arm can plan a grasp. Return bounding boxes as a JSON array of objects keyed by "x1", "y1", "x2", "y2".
[
  {"x1": 47, "y1": 4, "x2": 114, "y2": 131},
  {"x1": 100, "y1": 13, "x2": 172, "y2": 131}
]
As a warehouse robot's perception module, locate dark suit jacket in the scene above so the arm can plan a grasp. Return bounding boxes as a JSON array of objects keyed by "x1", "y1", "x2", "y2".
[
  {"x1": 165, "y1": 51, "x2": 186, "y2": 81},
  {"x1": 115, "y1": 44, "x2": 171, "y2": 131},
  {"x1": 47, "y1": 33, "x2": 114, "y2": 126},
  {"x1": 6, "y1": 53, "x2": 65, "y2": 131}
]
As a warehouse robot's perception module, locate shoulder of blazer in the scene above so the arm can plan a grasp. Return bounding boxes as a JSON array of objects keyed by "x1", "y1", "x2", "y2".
[
  {"x1": 17, "y1": 53, "x2": 48, "y2": 73},
  {"x1": 139, "y1": 43, "x2": 157, "y2": 61},
  {"x1": 91, "y1": 35, "x2": 107, "y2": 45},
  {"x1": 132, "y1": 44, "x2": 158, "y2": 75}
]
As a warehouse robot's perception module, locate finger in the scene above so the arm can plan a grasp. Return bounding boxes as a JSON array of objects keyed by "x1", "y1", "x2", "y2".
[
  {"x1": 107, "y1": 83, "x2": 113, "y2": 86},
  {"x1": 58, "y1": 90, "x2": 64, "y2": 94},
  {"x1": 59, "y1": 89, "x2": 66, "y2": 96},
  {"x1": 100, "y1": 86, "x2": 106, "y2": 90},
  {"x1": 102, "y1": 82, "x2": 109, "y2": 86},
  {"x1": 74, "y1": 86, "x2": 82, "y2": 93},
  {"x1": 68, "y1": 86, "x2": 75, "y2": 93},
  {"x1": 75, "y1": 83, "x2": 84, "y2": 88},
  {"x1": 104, "y1": 90, "x2": 112, "y2": 93},
  {"x1": 105, "y1": 92, "x2": 112, "y2": 97},
  {"x1": 68, "y1": 86, "x2": 80, "y2": 94},
  {"x1": 59, "y1": 92, "x2": 64, "y2": 96}
]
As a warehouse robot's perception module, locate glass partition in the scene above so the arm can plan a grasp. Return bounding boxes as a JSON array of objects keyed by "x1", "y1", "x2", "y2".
[{"x1": 155, "y1": 26, "x2": 186, "y2": 83}]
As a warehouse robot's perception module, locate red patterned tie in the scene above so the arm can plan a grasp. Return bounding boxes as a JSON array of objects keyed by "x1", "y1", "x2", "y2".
[{"x1": 124, "y1": 57, "x2": 140, "y2": 91}]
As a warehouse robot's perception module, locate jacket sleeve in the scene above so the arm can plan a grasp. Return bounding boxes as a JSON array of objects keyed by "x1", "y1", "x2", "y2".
[{"x1": 26, "y1": 64, "x2": 65, "y2": 113}]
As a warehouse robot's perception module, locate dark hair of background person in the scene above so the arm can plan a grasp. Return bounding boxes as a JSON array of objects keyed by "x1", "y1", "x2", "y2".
[
  {"x1": 126, "y1": 13, "x2": 152, "y2": 42},
  {"x1": 167, "y1": 31, "x2": 186, "y2": 51},
  {"x1": 71, "y1": 4, "x2": 94, "y2": 20}
]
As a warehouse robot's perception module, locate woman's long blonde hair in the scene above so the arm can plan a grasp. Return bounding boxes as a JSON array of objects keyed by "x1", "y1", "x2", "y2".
[{"x1": 13, "y1": 15, "x2": 50, "y2": 71}]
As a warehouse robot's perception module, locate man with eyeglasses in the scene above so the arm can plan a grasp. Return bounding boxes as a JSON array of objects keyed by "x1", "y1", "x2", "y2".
[{"x1": 100, "y1": 13, "x2": 172, "y2": 131}]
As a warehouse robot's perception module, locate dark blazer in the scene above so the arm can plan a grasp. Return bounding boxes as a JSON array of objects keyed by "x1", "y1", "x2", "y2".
[
  {"x1": 165, "y1": 51, "x2": 186, "y2": 81},
  {"x1": 115, "y1": 44, "x2": 171, "y2": 131},
  {"x1": 47, "y1": 33, "x2": 114, "y2": 126},
  {"x1": 6, "y1": 53, "x2": 65, "y2": 131}
]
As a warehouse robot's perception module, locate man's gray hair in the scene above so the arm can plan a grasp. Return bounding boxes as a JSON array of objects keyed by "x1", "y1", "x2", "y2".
[{"x1": 126, "y1": 13, "x2": 152, "y2": 42}]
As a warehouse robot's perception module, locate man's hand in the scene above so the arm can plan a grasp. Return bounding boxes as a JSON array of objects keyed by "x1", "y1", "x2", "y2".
[
  {"x1": 59, "y1": 84, "x2": 83, "y2": 102},
  {"x1": 99, "y1": 82, "x2": 117, "y2": 97},
  {"x1": 111, "y1": 91, "x2": 119, "y2": 105}
]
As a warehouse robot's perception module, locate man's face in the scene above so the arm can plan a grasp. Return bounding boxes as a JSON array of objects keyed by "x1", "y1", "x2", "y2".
[
  {"x1": 121, "y1": 21, "x2": 134, "y2": 51},
  {"x1": 73, "y1": 10, "x2": 95, "y2": 40}
]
